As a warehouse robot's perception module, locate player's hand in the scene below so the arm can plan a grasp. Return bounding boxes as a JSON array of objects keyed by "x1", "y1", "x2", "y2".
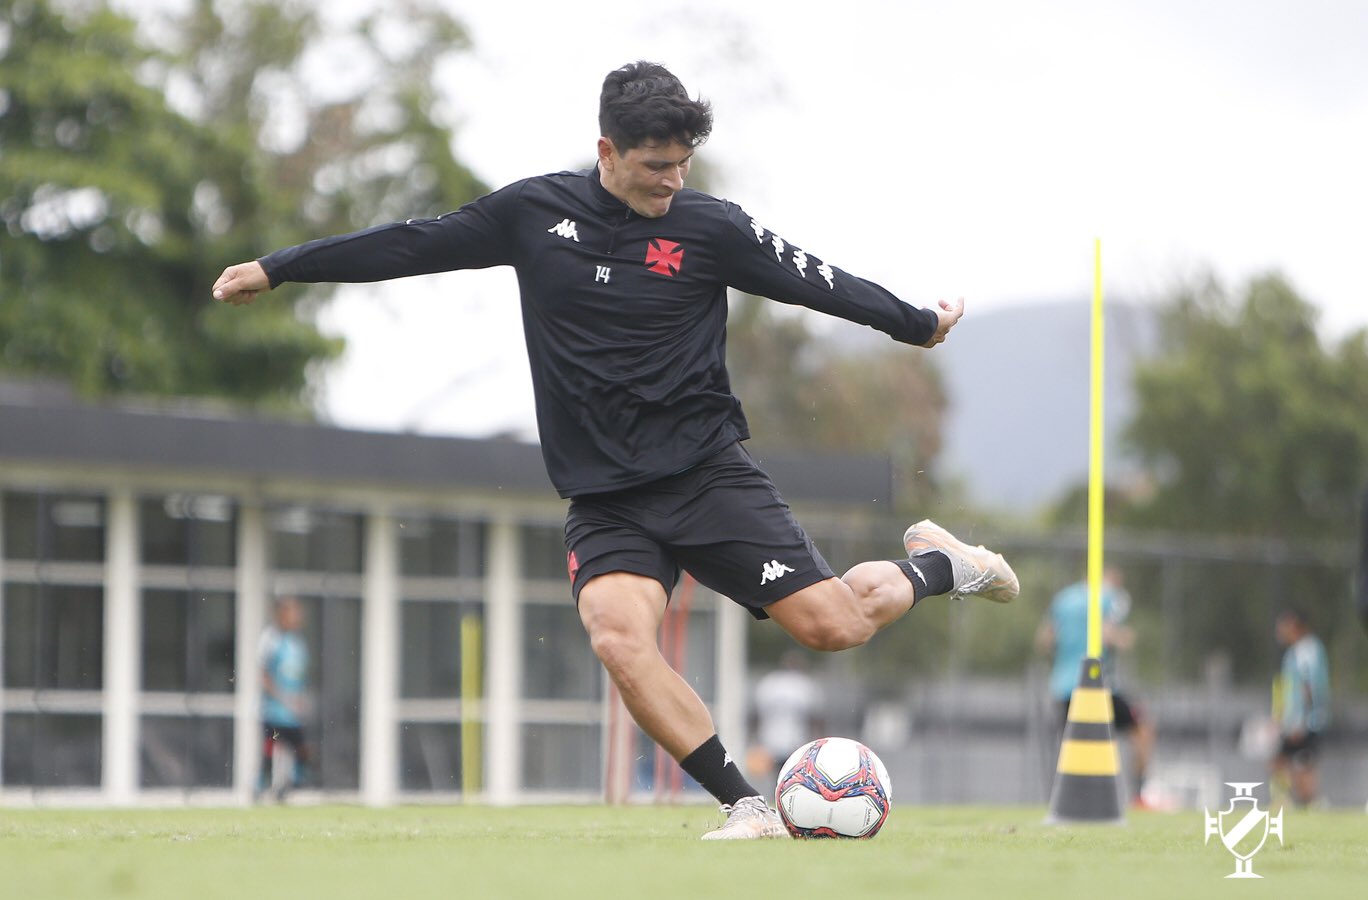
[
  {"x1": 921, "y1": 297, "x2": 964, "y2": 348},
  {"x1": 212, "y1": 261, "x2": 271, "y2": 305}
]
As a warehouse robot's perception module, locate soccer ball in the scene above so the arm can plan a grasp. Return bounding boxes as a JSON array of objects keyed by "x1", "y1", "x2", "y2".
[{"x1": 775, "y1": 736, "x2": 892, "y2": 839}]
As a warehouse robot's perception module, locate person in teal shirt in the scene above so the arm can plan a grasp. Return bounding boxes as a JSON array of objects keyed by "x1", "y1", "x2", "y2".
[
  {"x1": 258, "y1": 595, "x2": 312, "y2": 800},
  {"x1": 1272, "y1": 607, "x2": 1330, "y2": 807},
  {"x1": 1036, "y1": 567, "x2": 1155, "y2": 806}
]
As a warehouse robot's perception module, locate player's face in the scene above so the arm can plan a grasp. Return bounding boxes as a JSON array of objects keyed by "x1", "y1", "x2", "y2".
[
  {"x1": 278, "y1": 599, "x2": 304, "y2": 631},
  {"x1": 598, "y1": 138, "x2": 693, "y2": 218}
]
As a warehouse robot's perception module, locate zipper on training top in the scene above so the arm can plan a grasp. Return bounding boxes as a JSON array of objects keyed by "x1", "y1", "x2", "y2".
[{"x1": 605, "y1": 208, "x2": 633, "y2": 255}]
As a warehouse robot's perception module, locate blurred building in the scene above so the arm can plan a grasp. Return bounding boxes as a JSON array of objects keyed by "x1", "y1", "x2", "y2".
[{"x1": 0, "y1": 382, "x2": 891, "y2": 806}]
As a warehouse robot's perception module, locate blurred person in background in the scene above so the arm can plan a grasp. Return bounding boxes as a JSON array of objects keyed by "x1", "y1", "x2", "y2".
[
  {"x1": 258, "y1": 595, "x2": 312, "y2": 801},
  {"x1": 1036, "y1": 567, "x2": 1155, "y2": 808},
  {"x1": 748, "y1": 650, "x2": 822, "y2": 784},
  {"x1": 1271, "y1": 607, "x2": 1330, "y2": 808}
]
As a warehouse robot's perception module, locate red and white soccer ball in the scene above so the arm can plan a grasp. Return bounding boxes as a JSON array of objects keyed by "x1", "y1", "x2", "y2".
[{"x1": 775, "y1": 736, "x2": 892, "y2": 839}]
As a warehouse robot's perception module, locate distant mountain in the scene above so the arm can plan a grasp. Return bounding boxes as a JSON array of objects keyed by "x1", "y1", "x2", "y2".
[{"x1": 933, "y1": 298, "x2": 1161, "y2": 512}]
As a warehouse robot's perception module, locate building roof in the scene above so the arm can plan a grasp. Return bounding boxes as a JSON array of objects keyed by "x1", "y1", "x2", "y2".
[{"x1": 0, "y1": 382, "x2": 892, "y2": 505}]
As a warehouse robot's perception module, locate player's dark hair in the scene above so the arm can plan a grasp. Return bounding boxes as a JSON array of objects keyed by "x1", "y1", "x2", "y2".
[{"x1": 599, "y1": 61, "x2": 713, "y2": 152}]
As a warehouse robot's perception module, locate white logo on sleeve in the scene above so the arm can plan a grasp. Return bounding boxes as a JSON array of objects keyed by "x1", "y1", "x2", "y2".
[
  {"x1": 817, "y1": 261, "x2": 835, "y2": 289},
  {"x1": 771, "y1": 235, "x2": 786, "y2": 262},
  {"x1": 749, "y1": 219, "x2": 766, "y2": 242},
  {"x1": 547, "y1": 218, "x2": 580, "y2": 242},
  {"x1": 760, "y1": 559, "x2": 796, "y2": 585},
  {"x1": 792, "y1": 248, "x2": 808, "y2": 278}
]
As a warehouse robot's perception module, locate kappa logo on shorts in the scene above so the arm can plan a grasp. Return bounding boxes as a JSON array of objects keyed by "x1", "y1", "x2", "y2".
[{"x1": 760, "y1": 559, "x2": 795, "y2": 585}]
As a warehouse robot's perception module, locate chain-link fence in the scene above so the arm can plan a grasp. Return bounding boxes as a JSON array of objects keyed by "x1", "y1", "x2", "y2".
[{"x1": 748, "y1": 517, "x2": 1368, "y2": 808}]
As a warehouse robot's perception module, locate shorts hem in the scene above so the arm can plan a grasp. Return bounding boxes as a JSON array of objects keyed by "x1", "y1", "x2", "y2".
[
  {"x1": 740, "y1": 566, "x2": 836, "y2": 621},
  {"x1": 571, "y1": 558, "x2": 677, "y2": 604}
]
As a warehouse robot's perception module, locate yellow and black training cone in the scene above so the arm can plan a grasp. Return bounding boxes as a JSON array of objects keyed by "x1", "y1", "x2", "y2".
[{"x1": 1046, "y1": 657, "x2": 1124, "y2": 823}]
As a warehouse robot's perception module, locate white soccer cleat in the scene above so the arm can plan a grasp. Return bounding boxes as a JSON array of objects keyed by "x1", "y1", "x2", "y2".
[
  {"x1": 700, "y1": 795, "x2": 789, "y2": 840},
  {"x1": 902, "y1": 519, "x2": 1019, "y2": 604}
]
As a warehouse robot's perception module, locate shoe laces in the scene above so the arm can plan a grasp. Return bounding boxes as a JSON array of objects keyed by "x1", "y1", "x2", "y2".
[
  {"x1": 952, "y1": 562, "x2": 997, "y2": 596},
  {"x1": 719, "y1": 795, "x2": 772, "y2": 821}
]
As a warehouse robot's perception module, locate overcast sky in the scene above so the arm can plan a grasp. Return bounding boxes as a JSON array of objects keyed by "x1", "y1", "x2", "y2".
[{"x1": 303, "y1": 0, "x2": 1368, "y2": 438}]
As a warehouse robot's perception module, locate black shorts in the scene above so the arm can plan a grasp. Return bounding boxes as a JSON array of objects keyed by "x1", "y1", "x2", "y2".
[
  {"x1": 262, "y1": 723, "x2": 307, "y2": 753},
  {"x1": 564, "y1": 442, "x2": 835, "y2": 619},
  {"x1": 1278, "y1": 730, "x2": 1322, "y2": 766},
  {"x1": 1057, "y1": 692, "x2": 1143, "y2": 732}
]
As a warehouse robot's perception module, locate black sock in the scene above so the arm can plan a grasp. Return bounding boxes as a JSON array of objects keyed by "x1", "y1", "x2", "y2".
[
  {"x1": 894, "y1": 551, "x2": 954, "y2": 605},
  {"x1": 679, "y1": 735, "x2": 760, "y2": 807}
]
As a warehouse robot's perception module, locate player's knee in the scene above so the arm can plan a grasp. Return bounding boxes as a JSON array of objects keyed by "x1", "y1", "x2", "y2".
[{"x1": 584, "y1": 615, "x2": 653, "y2": 675}]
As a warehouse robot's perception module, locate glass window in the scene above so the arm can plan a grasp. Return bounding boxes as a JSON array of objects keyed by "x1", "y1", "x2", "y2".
[
  {"x1": 398, "y1": 517, "x2": 486, "y2": 578},
  {"x1": 680, "y1": 607, "x2": 717, "y2": 705},
  {"x1": 140, "y1": 495, "x2": 236, "y2": 567},
  {"x1": 1, "y1": 712, "x2": 103, "y2": 787},
  {"x1": 522, "y1": 524, "x2": 568, "y2": 580},
  {"x1": 520, "y1": 722, "x2": 600, "y2": 792},
  {"x1": 268, "y1": 507, "x2": 363, "y2": 573},
  {"x1": 1, "y1": 492, "x2": 38, "y2": 559},
  {"x1": 401, "y1": 602, "x2": 483, "y2": 699},
  {"x1": 2, "y1": 491, "x2": 105, "y2": 562},
  {"x1": 2, "y1": 583, "x2": 104, "y2": 690},
  {"x1": 141, "y1": 590, "x2": 235, "y2": 693},
  {"x1": 398, "y1": 722, "x2": 464, "y2": 791},
  {"x1": 521, "y1": 605, "x2": 601, "y2": 701},
  {"x1": 139, "y1": 716, "x2": 234, "y2": 788}
]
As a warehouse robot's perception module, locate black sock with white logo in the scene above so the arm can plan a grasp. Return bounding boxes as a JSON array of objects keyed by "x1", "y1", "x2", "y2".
[
  {"x1": 894, "y1": 551, "x2": 954, "y2": 606},
  {"x1": 680, "y1": 734, "x2": 760, "y2": 807}
]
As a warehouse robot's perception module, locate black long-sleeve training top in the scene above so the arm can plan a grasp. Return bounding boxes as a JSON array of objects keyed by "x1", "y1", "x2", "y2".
[{"x1": 260, "y1": 167, "x2": 938, "y2": 499}]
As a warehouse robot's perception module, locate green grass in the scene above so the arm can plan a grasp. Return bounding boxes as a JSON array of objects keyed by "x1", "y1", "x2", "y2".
[{"x1": 2, "y1": 804, "x2": 1365, "y2": 900}]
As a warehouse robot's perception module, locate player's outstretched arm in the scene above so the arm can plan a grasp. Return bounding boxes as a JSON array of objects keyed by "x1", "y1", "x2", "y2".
[
  {"x1": 212, "y1": 261, "x2": 271, "y2": 306},
  {"x1": 921, "y1": 297, "x2": 964, "y2": 348}
]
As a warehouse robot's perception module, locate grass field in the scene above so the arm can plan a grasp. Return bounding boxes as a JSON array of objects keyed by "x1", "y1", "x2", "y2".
[{"x1": 3, "y1": 804, "x2": 1365, "y2": 900}]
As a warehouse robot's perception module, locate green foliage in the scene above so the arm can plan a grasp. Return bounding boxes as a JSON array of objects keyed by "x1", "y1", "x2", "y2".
[
  {"x1": 0, "y1": 0, "x2": 485, "y2": 409},
  {"x1": 1122, "y1": 272, "x2": 1368, "y2": 539},
  {"x1": 1038, "y1": 274, "x2": 1368, "y2": 685},
  {"x1": 727, "y1": 295, "x2": 946, "y2": 510}
]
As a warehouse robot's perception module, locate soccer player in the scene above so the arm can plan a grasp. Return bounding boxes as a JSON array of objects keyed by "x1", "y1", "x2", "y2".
[
  {"x1": 1036, "y1": 567, "x2": 1154, "y2": 806},
  {"x1": 258, "y1": 595, "x2": 312, "y2": 800},
  {"x1": 1271, "y1": 607, "x2": 1330, "y2": 807},
  {"x1": 213, "y1": 61, "x2": 1018, "y2": 838}
]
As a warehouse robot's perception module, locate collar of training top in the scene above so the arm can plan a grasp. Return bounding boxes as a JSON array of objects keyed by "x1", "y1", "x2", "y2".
[{"x1": 587, "y1": 164, "x2": 632, "y2": 215}]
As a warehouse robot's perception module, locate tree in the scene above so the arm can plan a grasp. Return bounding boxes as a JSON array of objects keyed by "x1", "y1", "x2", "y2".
[
  {"x1": 1122, "y1": 272, "x2": 1368, "y2": 540},
  {"x1": 726, "y1": 295, "x2": 947, "y2": 511},
  {"x1": 0, "y1": 0, "x2": 484, "y2": 408},
  {"x1": 1045, "y1": 273, "x2": 1368, "y2": 684}
]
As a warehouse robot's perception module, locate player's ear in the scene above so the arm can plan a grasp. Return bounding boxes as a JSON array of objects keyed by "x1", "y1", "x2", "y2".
[{"x1": 597, "y1": 136, "x2": 617, "y2": 171}]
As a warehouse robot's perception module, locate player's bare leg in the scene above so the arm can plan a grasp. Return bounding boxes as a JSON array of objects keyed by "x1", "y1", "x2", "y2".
[
  {"x1": 1291, "y1": 761, "x2": 1319, "y2": 807},
  {"x1": 769, "y1": 519, "x2": 1018, "y2": 651},
  {"x1": 767, "y1": 563, "x2": 914, "y2": 651},
  {"x1": 578, "y1": 572, "x2": 785, "y2": 839},
  {"x1": 578, "y1": 572, "x2": 713, "y2": 759}
]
